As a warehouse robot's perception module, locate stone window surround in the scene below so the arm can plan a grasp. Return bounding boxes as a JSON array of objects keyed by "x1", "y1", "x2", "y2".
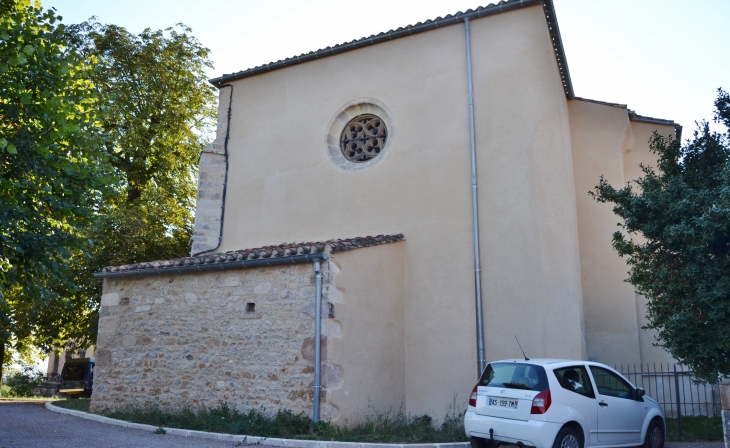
[{"x1": 325, "y1": 98, "x2": 395, "y2": 173}]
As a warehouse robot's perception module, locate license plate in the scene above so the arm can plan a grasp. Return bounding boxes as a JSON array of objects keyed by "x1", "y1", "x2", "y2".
[{"x1": 488, "y1": 397, "x2": 518, "y2": 409}]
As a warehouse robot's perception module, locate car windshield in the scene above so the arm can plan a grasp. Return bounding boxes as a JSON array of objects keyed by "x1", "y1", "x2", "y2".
[{"x1": 478, "y1": 362, "x2": 549, "y2": 391}]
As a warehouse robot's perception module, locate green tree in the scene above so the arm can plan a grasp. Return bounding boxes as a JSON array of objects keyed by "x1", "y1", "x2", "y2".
[
  {"x1": 592, "y1": 89, "x2": 730, "y2": 383},
  {"x1": 64, "y1": 21, "x2": 216, "y2": 340},
  {"x1": 0, "y1": 0, "x2": 109, "y2": 381}
]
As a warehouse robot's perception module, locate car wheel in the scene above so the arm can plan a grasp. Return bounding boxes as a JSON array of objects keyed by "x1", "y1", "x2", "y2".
[
  {"x1": 553, "y1": 427, "x2": 582, "y2": 448},
  {"x1": 644, "y1": 420, "x2": 664, "y2": 448},
  {"x1": 469, "y1": 436, "x2": 493, "y2": 448}
]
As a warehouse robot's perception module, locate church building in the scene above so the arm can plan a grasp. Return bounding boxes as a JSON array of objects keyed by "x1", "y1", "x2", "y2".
[{"x1": 90, "y1": 0, "x2": 680, "y2": 422}]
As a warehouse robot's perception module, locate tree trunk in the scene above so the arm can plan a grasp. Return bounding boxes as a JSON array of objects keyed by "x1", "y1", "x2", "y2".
[{"x1": 0, "y1": 338, "x2": 5, "y2": 388}]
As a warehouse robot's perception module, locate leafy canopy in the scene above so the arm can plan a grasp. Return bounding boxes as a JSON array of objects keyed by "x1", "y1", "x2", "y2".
[
  {"x1": 592, "y1": 89, "x2": 730, "y2": 383},
  {"x1": 60, "y1": 21, "x2": 216, "y2": 344},
  {"x1": 0, "y1": 0, "x2": 110, "y2": 378}
]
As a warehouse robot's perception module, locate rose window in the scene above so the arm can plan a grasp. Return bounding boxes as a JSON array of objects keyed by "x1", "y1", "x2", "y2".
[{"x1": 339, "y1": 114, "x2": 388, "y2": 162}]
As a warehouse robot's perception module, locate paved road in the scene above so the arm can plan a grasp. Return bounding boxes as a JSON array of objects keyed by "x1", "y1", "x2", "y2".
[{"x1": 0, "y1": 401, "x2": 240, "y2": 448}]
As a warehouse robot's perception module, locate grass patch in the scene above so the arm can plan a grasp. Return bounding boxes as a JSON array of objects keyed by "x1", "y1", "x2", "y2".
[
  {"x1": 54, "y1": 398, "x2": 91, "y2": 412},
  {"x1": 95, "y1": 403, "x2": 467, "y2": 443},
  {"x1": 666, "y1": 415, "x2": 723, "y2": 441}
]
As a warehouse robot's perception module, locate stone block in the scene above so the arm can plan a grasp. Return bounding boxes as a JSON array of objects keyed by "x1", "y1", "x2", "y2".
[
  {"x1": 101, "y1": 293, "x2": 119, "y2": 307},
  {"x1": 216, "y1": 433, "x2": 248, "y2": 442},
  {"x1": 122, "y1": 335, "x2": 136, "y2": 347},
  {"x1": 301, "y1": 337, "x2": 327, "y2": 362},
  {"x1": 322, "y1": 364, "x2": 341, "y2": 387},
  {"x1": 97, "y1": 317, "x2": 118, "y2": 334},
  {"x1": 95, "y1": 350, "x2": 112, "y2": 366},
  {"x1": 225, "y1": 276, "x2": 240, "y2": 287},
  {"x1": 165, "y1": 428, "x2": 190, "y2": 437},
  {"x1": 187, "y1": 430, "x2": 219, "y2": 439},
  {"x1": 361, "y1": 444, "x2": 399, "y2": 448},
  {"x1": 254, "y1": 282, "x2": 272, "y2": 294},
  {"x1": 322, "y1": 443, "x2": 362, "y2": 448},
  {"x1": 263, "y1": 438, "x2": 288, "y2": 446},
  {"x1": 126, "y1": 422, "x2": 157, "y2": 431}
]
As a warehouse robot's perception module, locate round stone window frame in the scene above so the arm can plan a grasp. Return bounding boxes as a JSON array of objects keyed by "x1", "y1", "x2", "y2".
[{"x1": 325, "y1": 98, "x2": 395, "y2": 172}]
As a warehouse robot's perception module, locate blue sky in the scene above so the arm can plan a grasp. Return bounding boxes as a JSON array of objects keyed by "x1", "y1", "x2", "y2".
[{"x1": 44, "y1": 0, "x2": 729, "y2": 135}]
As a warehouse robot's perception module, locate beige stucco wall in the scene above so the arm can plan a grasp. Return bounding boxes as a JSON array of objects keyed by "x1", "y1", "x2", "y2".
[
  {"x1": 625, "y1": 121, "x2": 678, "y2": 366},
  {"x1": 569, "y1": 100, "x2": 678, "y2": 367},
  {"x1": 468, "y1": 5, "x2": 586, "y2": 366},
  {"x1": 212, "y1": 4, "x2": 585, "y2": 417},
  {"x1": 325, "y1": 243, "x2": 406, "y2": 421}
]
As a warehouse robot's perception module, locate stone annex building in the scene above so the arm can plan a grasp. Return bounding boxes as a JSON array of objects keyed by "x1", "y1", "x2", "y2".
[{"x1": 90, "y1": 0, "x2": 682, "y2": 422}]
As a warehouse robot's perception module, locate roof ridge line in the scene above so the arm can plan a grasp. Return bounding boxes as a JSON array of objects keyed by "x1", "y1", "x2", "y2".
[{"x1": 209, "y1": 0, "x2": 574, "y2": 98}]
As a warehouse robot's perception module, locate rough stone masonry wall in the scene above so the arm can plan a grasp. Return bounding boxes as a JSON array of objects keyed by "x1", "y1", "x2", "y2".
[{"x1": 90, "y1": 262, "x2": 342, "y2": 420}]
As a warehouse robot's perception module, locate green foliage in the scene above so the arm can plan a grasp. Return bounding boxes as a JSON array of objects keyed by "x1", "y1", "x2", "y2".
[
  {"x1": 89, "y1": 403, "x2": 467, "y2": 443},
  {"x1": 0, "y1": 2, "x2": 215, "y2": 379},
  {"x1": 592, "y1": 89, "x2": 730, "y2": 383},
  {"x1": 0, "y1": 363, "x2": 43, "y2": 397},
  {"x1": 60, "y1": 22, "x2": 216, "y2": 345},
  {"x1": 0, "y1": 0, "x2": 110, "y2": 379}
]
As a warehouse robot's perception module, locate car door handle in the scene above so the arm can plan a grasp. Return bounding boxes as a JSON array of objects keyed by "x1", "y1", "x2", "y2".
[{"x1": 599, "y1": 401, "x2": 608, "y2": 407}]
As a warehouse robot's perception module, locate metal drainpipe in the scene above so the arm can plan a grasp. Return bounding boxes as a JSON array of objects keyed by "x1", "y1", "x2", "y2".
[
  {"x1": 312, "y1": 259, "x2": 323, "y2": 423},
  {"x1": 464, "y1": 17, "x2": 486, "y2": 377}
]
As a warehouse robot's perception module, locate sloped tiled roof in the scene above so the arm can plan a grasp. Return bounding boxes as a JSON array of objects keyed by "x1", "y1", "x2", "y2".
[
  {"x1": 99, "y1": 234, "x2": 405, "y2": 274},
  {"x1": 209, "y1": 0, "x2": 574, "y2": 98}
]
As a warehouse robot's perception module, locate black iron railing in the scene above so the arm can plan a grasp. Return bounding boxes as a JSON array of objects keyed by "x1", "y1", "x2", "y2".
[{"x1": 616, "y1": 363, "x2": 722, "y2": 441}]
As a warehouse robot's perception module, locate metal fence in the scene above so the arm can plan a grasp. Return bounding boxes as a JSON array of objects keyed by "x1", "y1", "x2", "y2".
[{"x1": 616, "y1": 363, "x2": 722, "y2": 440}]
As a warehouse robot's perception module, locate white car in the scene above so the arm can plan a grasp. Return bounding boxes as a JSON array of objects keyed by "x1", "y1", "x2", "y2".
[{"x1": 464, "y1": 359, "x2": 665, "y2": 448}]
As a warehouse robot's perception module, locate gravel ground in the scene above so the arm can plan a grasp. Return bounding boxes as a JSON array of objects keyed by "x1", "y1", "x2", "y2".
[
  {"x1": 0, "y1": 401, "x2": 244, "y2": 448},
  {"x1": 0, "y1": 400, "x2": 725, "y2": 448}
]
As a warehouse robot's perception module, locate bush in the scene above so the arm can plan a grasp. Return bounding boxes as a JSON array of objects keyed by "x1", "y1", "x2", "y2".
[
  {"x1": 90, "y1": 402, "x2": 467, "y2": 443},
  {"x1": 0, "y1": 365, "x2": 44, "y2": 397},
  {"x1": 54, "y1": 399, "x2": 91, "y2": 412}
]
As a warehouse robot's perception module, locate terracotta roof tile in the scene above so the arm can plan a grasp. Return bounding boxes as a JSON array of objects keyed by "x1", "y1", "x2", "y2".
[{"x1": 101, "y1": 234, "x2": 405, "y2": 273}]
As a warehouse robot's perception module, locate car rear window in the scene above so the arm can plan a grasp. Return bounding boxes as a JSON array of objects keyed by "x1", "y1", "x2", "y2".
[
  {"x1": 63, "y1": 364, "x2": 87, "y2": 381},
  {"x1": 478, "y1": 362, "x2": 549, "y2": 391}
]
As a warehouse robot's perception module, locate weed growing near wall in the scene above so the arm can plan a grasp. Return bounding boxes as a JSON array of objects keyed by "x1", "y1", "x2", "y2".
[{"x1": 57, "y1": 401, "x2": 468, "y2": 443}]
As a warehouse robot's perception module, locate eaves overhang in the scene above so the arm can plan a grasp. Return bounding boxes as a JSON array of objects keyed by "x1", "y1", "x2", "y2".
[
  {"x1": 94, "y1": 234, "x2": 405, "y2": 279},
  {"x1": 208, "y1": 0, "x2": 575, "y2": 99}
]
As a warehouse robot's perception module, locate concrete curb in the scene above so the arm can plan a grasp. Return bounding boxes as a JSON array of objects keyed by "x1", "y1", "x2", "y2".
[{"x1": 44, "y1": 402, "x2": 470, "y2": 448}]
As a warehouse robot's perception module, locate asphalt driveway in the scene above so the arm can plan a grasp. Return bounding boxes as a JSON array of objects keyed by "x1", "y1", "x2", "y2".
[{"x1": 0, "y1": 401, "x2": 239, "y2": 448}]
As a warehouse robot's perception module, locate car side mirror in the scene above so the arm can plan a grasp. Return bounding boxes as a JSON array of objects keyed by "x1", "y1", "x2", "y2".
[{"x1": 636, "y1": 388, "x2": 645, "y2": 398}]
